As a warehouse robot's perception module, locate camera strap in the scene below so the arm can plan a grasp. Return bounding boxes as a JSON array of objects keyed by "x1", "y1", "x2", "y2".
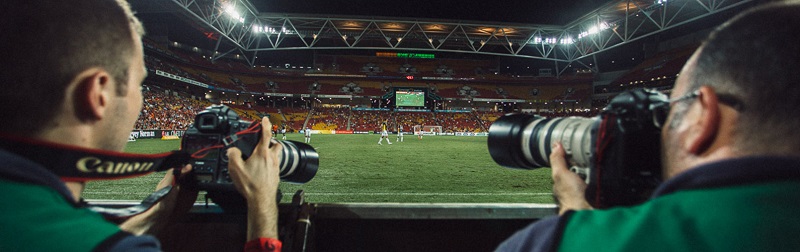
[
  {"x1": 0, "y1": 135, "x2": 189, "y2": 181},
  {"x1": 0, "y1": 135, "x2": 191, "y2": 219},
  {"x1": 188, "y1": 121, "x2": 262, "y2": 160},
  {"x1": 590, "y1": 114, "x2": 617, "y2": 208}
]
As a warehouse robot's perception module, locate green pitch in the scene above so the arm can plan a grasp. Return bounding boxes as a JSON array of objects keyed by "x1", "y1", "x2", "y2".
[{"x1": 83, "y1": 134, "x2": 554, "y2": 204}]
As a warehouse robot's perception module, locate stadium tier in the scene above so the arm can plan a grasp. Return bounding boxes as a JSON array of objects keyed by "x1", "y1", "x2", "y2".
[
  {"x1": 136, "y1": 34, "x2": 710, "y2": 135},
  {"x1": 142, "y1": 38, "x2": 596, "y2": 102}
]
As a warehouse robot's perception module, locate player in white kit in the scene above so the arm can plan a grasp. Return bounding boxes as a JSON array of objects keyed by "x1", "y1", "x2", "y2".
[{"x1": 396, "y1": 125, "x2": 404, "y2": 142}]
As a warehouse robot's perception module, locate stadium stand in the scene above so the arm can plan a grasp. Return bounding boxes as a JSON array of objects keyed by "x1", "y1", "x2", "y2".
[
  {"x1": 308, "y1": 107, "x2": 350, "y2": 130},
  {"x1": 135, "y1": 85, "x2": 211, "y2": 130},
  {"x1": 136, "y1": 34, "x2": 626, "y2": 134},
  {"x1": 599, "y1": 45, "x2": 697, "y2": 94},
  {"x1": 280, "y1": 107, "x2": 311, "y2": 131}
]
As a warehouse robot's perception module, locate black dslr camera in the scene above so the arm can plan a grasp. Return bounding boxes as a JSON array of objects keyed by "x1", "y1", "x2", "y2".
[
  {"x1": 181, "y1": 105, "x2": 318, "y2": 194},
  {"x1": 488, "y1": 89, "x2": 668, "y2": 208}
]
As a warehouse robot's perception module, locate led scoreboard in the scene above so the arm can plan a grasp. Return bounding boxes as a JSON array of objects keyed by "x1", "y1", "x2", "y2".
[
  {"x1": 395, "y1": 90, "x2": 426, "y2": 107},
  {"x1": 376, "y1": 52, "x2": 435, "y2": 59}
]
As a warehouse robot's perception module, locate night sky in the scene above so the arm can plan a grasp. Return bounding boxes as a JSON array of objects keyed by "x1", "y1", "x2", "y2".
[{"x1": 252, "y1": 0, "x2": 611, "y2": 25}]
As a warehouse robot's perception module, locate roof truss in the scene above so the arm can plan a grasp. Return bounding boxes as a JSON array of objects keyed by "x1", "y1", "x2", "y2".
[{"x1": 169, "y1": 0, "x2": 752, "y2": 66}]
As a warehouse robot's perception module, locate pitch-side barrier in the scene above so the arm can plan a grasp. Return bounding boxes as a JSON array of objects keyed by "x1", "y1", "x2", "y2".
[{"x1": 89, "y1": 196, "x2": 556, "y2": 251}]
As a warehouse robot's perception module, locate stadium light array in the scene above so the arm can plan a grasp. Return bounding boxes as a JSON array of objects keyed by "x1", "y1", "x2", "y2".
[
  {"x1": 223, "y1": 4, "x2": 245, "y2": 23},
  {"x1": 252, "y1": 25, "x2": 295, "y2": 35},
  {"x1": 526, "y1": 36, "x2": 567, "y2": 45},
  {"x1": 578, "y1": 22, "x2": 610, "y2": 39}
]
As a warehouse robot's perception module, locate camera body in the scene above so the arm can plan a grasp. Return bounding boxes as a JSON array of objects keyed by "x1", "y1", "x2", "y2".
[
  {"x1": 488, "y1": 89, "x2": 668, "y2": 208},
  {"x1": 181, "y1": 105, "x2": 318, "y2": 193}
]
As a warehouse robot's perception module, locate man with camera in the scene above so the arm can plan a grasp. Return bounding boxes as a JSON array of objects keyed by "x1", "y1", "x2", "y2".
[
  {"x1": 0, "y1": 1, "x2": 283, "y2": 251},
  {"x1": 497, "y1": 2, "x2": 800, "y2": 251}
]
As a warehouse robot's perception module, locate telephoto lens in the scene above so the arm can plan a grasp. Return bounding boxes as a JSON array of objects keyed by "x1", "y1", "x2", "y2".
[
  {"x1": 486, "y1": 89, "x2": 669, "y2": 208},
  {"x1": 487, "y1": 113, "x2": 597, "y2": 170},
  {"x1": 274, "y1": 140, "x2": 318, "y2": 184}
]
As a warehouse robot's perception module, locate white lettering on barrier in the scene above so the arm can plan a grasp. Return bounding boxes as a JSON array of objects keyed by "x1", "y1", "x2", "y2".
[{"x1": 138, "y1": 131, "x2": 155, "y2": 138}]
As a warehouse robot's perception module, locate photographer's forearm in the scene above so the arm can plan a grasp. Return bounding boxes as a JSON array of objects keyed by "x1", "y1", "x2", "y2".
[
  {"x1": 556, "y1": 197, "x2": 593, "y2": 215},
  {"x1": 550, "y1": 142, "x2": 593, "y2": 215},
  {"x1": 119, "y1": 167, "x2": 196, "y2": 236},
  {"x1": 552, "y1": 170, "x2": 593, "y2": 215},
  {"x1": 246, "y1": 195, "x2": 279, "y2": 240}
]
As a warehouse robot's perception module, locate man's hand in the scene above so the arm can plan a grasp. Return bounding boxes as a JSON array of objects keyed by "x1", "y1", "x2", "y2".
[
  {"x1": 227, "y1": 117, "x2": 283, "y2": 240},
  {"x1": 550, "y1": 142, "x2": 592, "y2": 215},
  {"x1": 119, "y1": 164, "x2": 198, "y2": 235}
]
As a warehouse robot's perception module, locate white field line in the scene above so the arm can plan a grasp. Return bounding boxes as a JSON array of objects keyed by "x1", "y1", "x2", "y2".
[
  {"x1": 84, "y1": 192, "x2": 552, "y2": 196},
  {"x1": 301, "y1": 192, "x2": 552, "y2": 196}
]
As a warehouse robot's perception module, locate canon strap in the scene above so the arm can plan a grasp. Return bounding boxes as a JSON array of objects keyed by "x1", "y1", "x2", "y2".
[{"x1": 0, "y1": 135, "x2": 191, "y2": 219}]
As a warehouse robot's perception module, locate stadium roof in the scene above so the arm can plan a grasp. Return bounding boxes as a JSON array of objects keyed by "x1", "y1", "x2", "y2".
[{"x1": 132, "y1": 0, "x2": 755, "y2": 74}]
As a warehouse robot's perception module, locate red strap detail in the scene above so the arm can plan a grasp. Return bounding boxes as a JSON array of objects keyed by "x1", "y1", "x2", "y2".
[{"x1": 244, "y1": 238, "x2": 282, "y2": 252}]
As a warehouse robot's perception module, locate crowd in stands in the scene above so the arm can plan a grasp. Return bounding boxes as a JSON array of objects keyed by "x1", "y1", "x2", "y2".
[
  {"x1": 132, "y1": 84, "x2": 607, "y2": 132},
  {"x1": 134, "y1": 86, "x2": 210, "y2": 130}
]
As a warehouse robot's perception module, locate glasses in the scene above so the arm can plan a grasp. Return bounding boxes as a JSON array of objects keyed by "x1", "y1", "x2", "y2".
[{"x1": 653, "y1": 89, "x2": 744, "y2": 128}]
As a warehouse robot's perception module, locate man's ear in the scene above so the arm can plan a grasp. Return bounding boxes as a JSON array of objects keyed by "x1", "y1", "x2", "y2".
[
  {"x1": 686, "y1": 86, "x2": 721, "y2": 154},
  {"x1": 72, "y1": 69, "x2": 112, "y2": 121}
]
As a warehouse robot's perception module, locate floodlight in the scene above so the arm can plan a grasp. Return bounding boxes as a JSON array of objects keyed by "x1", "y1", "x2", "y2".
[
  {"x1": 224, "y1": 4, "x2": 237, "y2": 16},
  {"x1": 588, "y1": 26, "x2": 600, "y2": 34},
  {"x1": 223, "y1": 4, "x2": 244, "y2": 23}
]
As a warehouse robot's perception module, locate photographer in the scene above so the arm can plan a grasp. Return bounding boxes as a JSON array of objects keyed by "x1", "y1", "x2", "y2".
[
  {"x1": 0, "y1": 1, "x2": 282, "y2": 251},
  {"x1": 497, "y1": 2, "x2": 800, "y2": 251}
]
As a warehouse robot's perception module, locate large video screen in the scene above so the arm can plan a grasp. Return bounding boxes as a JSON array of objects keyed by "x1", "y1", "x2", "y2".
[{"x1": 395, "y1": 90, "x2": 425, "y2": 107}]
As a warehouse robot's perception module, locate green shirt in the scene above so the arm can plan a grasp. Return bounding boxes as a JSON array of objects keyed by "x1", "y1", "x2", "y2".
[
  {"x1": 559, "y1": 182, "x2": 800, "y2": 252},
  {"x1": 0, "y1": 179, "x2": 121, "y2": 251}
]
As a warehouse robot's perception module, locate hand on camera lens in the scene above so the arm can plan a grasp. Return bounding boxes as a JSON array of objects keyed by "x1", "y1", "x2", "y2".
[
  {"x1": 226, "y1": 117, "x2": 282, "y2": 240},
  {"x1": 550, "y1": 142, "x2": 592, "y2": 215},
  {"x1": 227, "y1": 117, "x2": 283, "y2": 202}
]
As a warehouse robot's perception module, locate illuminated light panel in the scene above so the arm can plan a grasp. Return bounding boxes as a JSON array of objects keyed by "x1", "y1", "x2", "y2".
[{"x1": 376, "y1": 52, "x2": 435, "y2": 59}]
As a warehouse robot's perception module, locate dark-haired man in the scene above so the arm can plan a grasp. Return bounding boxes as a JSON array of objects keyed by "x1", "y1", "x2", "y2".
[
  {"x1": 0, "y1": 0, "x2": 282, "y2": 251},
  {"x1": 498, "y1": 2, "x2": 800, "y2": 251}
]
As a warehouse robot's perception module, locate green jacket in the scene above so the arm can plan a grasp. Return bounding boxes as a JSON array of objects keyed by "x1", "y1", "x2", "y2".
[
  {"x1": 0, "y1": 148, "x2": 160, "y2": 251},
  {"x1": 497, "y1": 156, "x2": 800, "y2": 252},
  {"x1": 560, "y1": 181, "x2": 800, "y2": 251},
  {"x1": 0, "y1": 179, "x2": 122, "y2": 251}
]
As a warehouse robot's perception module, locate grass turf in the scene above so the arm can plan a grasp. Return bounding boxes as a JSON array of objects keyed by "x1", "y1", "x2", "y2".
[{"x1": 83, "y1": 134, "x2": 554, "y2": 204}]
